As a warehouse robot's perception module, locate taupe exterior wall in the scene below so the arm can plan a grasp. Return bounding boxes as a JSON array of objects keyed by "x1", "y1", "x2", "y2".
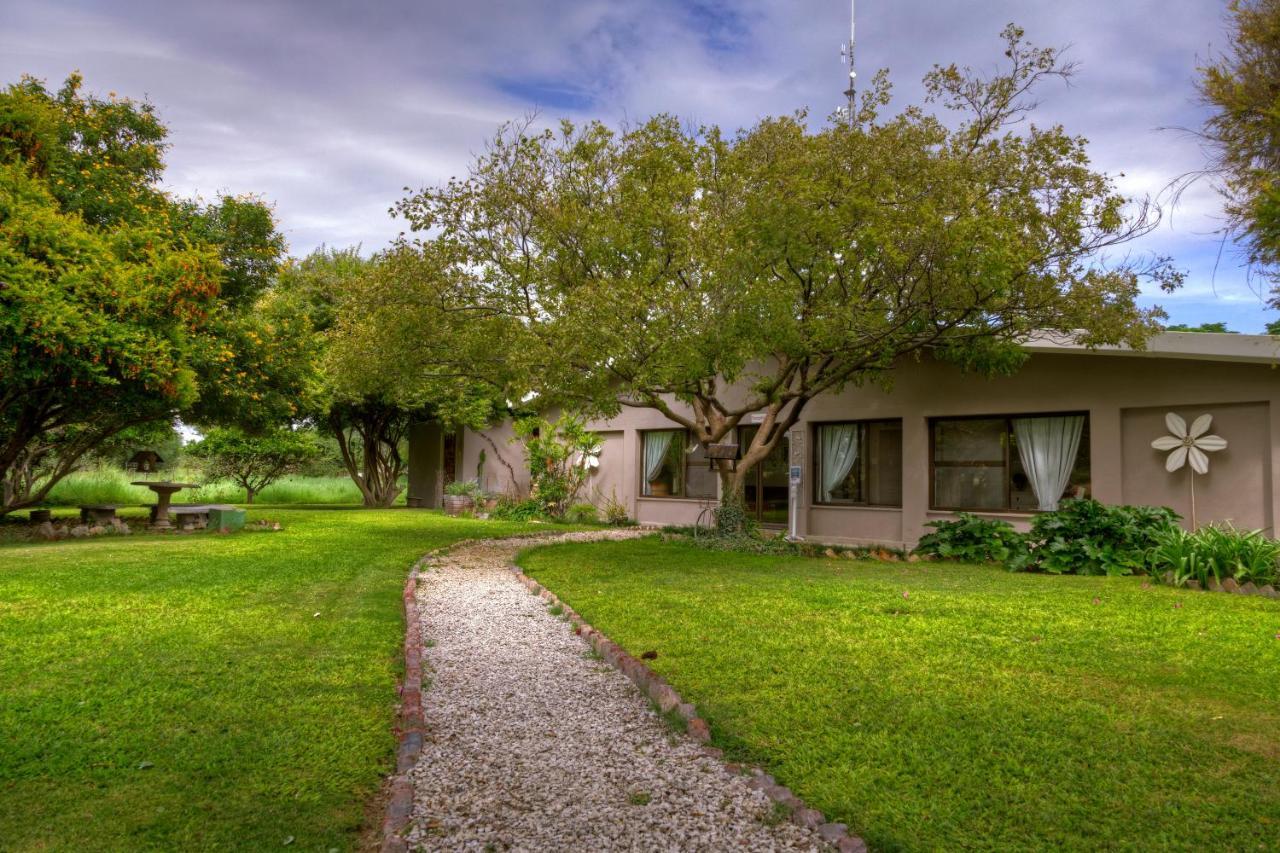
[{"x1": 445, "y1": 349, "x2": 1279, "y2": 547}]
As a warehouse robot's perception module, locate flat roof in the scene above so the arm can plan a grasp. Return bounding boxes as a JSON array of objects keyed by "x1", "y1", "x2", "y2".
[{"x1": 1022, "y1": 331, "x2": 1280, "y2": 365}]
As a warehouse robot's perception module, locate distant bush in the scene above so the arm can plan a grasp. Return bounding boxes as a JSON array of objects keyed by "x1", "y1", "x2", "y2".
[
  {"x1": 915, "y1": 513, "x2": 1030, "y2": 564},
  {"x1": 1020, "y1": 500, "x2": 1179, "y2": 576},
  {"x1": 1149, "y1": 524, "x2": 1280, "y2": 588}
]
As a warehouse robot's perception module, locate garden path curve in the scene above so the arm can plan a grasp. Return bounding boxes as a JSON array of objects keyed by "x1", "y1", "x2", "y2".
[{"x1": 405, "y1": 531, "x2": 825, "y2": 852}]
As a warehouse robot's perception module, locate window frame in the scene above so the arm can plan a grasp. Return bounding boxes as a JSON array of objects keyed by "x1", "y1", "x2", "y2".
[
  {"x1": 810, "y1": 418, "x2": 904, "y2": 508},
  {"x1": 927, "y1": 411, "x2": 1090, "y2": 513},
  {"x1": 637, "y1": 428, "x2": 717, "y2": 501}
]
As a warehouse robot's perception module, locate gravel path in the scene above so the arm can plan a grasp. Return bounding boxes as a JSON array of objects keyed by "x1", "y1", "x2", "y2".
[{"x1": 406, "y1": 532, "x2": 825, "y2": 852}]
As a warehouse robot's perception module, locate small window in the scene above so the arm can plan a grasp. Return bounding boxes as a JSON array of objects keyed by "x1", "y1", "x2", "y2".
[
  {"x1": 813, "y1": 420, "x2": 903, "y2": 507},
  {"x1": 930, "y1": 414, "x2": 1090, "y2": 512},
  {"x1": 640, "y1": 430, "x2": 717, "y2": 499}
]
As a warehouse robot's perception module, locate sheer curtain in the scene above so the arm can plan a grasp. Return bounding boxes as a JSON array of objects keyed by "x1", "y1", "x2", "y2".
[
  {"x1": 1012, "y1": 415, "x2": 1084, "y2": 511},
  {"x1": 642, "y1": 431, "x2": 676, "y2": 496},
  {"x1": 819, "y1": 423, "x2": 860, "y2": 502}
]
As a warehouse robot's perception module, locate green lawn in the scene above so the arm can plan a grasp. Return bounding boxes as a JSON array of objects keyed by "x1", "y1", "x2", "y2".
[
  {"x1": 518, "y1": 537, "x2": 1280, "y2": 852},
  {"x1": 0, "y1": 508, "x2": 560, "y2": 851}
]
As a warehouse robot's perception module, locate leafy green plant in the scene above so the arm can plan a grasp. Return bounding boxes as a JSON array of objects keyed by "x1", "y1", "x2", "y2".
[
  {"x1": 600, "y1": 489, "x2": 634, "y2": 526},
  {"x1": 564, "y1": 503, "x2": 599, "y2": 524},
  {"x1": 489, "y1": 496, "x2": 544, "y2": 522},
  {"x1": 1149, "y1": 524, "x2": 1280, "y2": 588},
  {"x1": 915, "y1": 513, "x2": 1029, "y2": 563},
  {"x1": 443, "y1": 479, "x2": 481, "y2": 498},
  {"x1": 1021, "y1": 500, "x2": 1179, "y2": 576},
  {"x1": 512, "y1": 413, "x2": 603, "y2": 518}
]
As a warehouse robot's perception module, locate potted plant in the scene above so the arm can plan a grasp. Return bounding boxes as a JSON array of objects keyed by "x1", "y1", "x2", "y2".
[{"x1": 443, "y1": 480, "x2": 479, "y2": 516}]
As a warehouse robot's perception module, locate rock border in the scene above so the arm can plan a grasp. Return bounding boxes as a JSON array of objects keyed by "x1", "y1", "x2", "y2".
[
  {"x1": 1177, "y1": 576, "x2": 1279, "y2": 598},
  {"x1": 504, "y1": 555, "x2": 869, "y2": 853}
]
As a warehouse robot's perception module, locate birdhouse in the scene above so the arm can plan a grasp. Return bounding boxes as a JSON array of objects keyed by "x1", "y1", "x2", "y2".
[{"x1": 126, "y1": 450, "x2": 165, "y2": 473}]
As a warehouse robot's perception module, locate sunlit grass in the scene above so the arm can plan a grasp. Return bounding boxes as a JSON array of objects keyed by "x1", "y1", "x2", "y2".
[
  {"x1": 0, "y1": 508, "x2": 559, "y2": 850},
  {"x1": 518, "y1": 536, "x2": 1280, "y2": 852},
  {"x1": 42, "y1": 466, "x2": 375, "y2": 506}
]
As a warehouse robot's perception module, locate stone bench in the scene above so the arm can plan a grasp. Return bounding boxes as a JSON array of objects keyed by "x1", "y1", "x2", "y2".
[
  {"x1": 79, "y1": 505, "x2": 120, "y2": 525},
  {"x1": 158, "y1": 504, "x2": 239, "y2": 530}
]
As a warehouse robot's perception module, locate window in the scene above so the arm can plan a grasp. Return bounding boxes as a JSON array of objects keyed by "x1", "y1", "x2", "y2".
[
  {"x1": 930, "y1": 414, "x2": 1090, "y2": 511},
  {"x1": 813, "y1": 420, "x2": 903, "y2": 507},
  {"x1": 640, "y1": 430, "x2": 717, "y2": 499}
]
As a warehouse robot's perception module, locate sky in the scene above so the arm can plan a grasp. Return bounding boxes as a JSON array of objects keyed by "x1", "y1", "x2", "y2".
[{"x1": 2, "y1": 0, "x2": 1275, "y2": 332}]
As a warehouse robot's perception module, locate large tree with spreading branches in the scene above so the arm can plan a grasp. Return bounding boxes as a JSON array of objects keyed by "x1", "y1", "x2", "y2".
[
  {"x1": 0, "y1": 74, "x2": 305, "y2": 514},
  {"x1": 383, "y1": 26, "x2": 1179, "y2": 528}
]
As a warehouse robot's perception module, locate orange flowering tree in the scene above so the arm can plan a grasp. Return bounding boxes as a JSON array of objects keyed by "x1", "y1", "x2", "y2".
[{"x1": 0, "y1": 75, "x2": 305, "y2": 513}]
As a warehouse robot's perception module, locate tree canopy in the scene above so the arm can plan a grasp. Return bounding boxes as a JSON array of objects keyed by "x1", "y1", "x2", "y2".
[
  {"x1": 1198, "y1": 0, "x2": 1280, "y2": 301},
  {"x1": 189, "y1": 427, "x2": 320, "y2": 504},
  {"x1": 378, "y1": 26, "x2": 1177, "y2": 524},
  {"x1": 0, "y1": 74, "x2": 304, "y2": 513}
]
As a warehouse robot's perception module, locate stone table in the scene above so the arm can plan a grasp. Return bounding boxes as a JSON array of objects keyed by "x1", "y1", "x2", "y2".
[{"x1": 131, "y1": 481, "x2": 200, "y2": 530}]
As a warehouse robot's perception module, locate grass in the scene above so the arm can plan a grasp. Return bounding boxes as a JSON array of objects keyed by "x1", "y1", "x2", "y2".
[
  {"x1": 517, "y1": 536, "x2": 1280, "y2": 852},
  {"x1": 42, "y1": 466, "x2": 375, "y2": 507},
  {"x1": 0, "y1": 508, "x2": 569, "y2": 851}
]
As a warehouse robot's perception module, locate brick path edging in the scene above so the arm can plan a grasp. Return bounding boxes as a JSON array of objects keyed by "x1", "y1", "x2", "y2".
[{"x1": 504, "y1": 559, "x2": 870, "y2": 853}]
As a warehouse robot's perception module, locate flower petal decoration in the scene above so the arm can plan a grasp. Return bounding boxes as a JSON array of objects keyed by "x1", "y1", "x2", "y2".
[{"x1": 1152, "y1": 412, "x2": 1228, "y2": 473}]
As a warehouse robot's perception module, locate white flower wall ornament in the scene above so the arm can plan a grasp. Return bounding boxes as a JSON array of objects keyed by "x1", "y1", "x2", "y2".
[{"x1": 1151, "y1": 413, "x2": 1227, "y2": 527}]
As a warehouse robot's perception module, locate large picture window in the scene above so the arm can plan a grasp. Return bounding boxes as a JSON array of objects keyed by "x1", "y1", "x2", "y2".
[
  {"x1": 813, "y1": 420, "x2": 903, "y2": 507},
  {"x1": 930, "y1": 414, "x2": 1090, "y2": 511},
  {"x1": 640, "y1": 430, "x2": 717, "y2": 499}
]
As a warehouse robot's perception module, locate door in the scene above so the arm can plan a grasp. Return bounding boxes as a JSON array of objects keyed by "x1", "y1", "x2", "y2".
[{"x1": 739, "y1": 426, "x2": 790, "y2": 526}]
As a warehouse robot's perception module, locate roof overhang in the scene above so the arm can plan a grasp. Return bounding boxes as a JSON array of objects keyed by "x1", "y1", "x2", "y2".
[{"x1": 1021, "y1": 331, "x2": 1280, "y2": 366}]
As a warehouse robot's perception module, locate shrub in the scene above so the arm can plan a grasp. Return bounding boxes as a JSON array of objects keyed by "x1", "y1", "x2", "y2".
[
  {"x1": 564, "y1": 503, "x2": 599, "y2": 524},
  {"x1": 1022, "y1": 500, "x2": 1179, "y2": 576},
  {"x1": 1149, "y1": 524, "x2": 1280, "y2": 588},
  {"x1": 915, "y1": 513, "x2": 1029, "y2": 563},
  {"x1": 513, "y1": 413, "x2": 603, "y2": 518},
  {"x1": 489, "y1": 496, "x2": 543, "y2": 522},
  {"x1": 600, "y1": 490, "x2": 634, "y2": 526}
]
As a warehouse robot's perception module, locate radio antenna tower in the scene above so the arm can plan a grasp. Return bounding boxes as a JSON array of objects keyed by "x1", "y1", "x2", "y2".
[{"x1": 839, "y1": 0, "x2": 856, "y2": 125}]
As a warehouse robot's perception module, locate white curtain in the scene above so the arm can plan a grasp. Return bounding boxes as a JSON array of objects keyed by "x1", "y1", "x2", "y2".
[
  {"x1": 819, "y1": 423, "x2": 860, "y2": 502},
  {"x1": 642, "y1": 431, "x2": 677, "y2": 495},
  {"x1": 1012, "y1": 415, "x2": 1085, "y2": 511}
]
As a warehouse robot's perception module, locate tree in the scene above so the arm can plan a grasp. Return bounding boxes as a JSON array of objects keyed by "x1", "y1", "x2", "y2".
[
  {"x1": 0, "y1": 74, "x2": 301, "y2": 514},
  {"x1": 391, "y1": 26, "x2": 1178, "y2": 530},
  {"x1": 512, "y1": 413, "x2": 602, "y2": 517},
  {"x1": 1198, "y1": 0, "x2": 1280, "y2": 300},
  {"x1": 189, "y1": 427, "x2": 319, "y2": 504},
  {"x1": 274, "y1": 247, "x2": 497, "y2": 507},
  {"x1": 1165, "y1": 322, "x2": 1237, "y2": 332}
]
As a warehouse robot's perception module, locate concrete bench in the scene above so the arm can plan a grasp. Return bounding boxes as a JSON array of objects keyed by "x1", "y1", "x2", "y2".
[{"x1": 79, "y1": 505, "x2": 120, "y2": 525}]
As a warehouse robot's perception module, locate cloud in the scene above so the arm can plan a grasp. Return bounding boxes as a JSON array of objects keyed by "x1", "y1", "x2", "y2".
[{"x1": 2, "y1": 0, "x2": 1274, "y2": 330}]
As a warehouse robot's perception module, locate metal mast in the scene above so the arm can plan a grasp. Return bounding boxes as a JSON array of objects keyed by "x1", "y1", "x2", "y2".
[{"x1": 840, "y1": 0, "x2": 856, "y2": 124}]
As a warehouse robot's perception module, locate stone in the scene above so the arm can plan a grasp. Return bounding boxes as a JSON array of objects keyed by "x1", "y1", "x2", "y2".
[
  {"x1": 35, "y1": 521, "x2": 57, "y2": 541},
  {"x1": 1185, "y1": 580, "x2": 1201, "y2": 590},
  {"x1": 824, "y1": 549, "x2": 839, "y2": 559},
  {"x1": 69, "y1": 525, "x2": 90, "y2": 538},
  {"x1": 1260, "y1": 585, "x2": 1278, "y2": 599},
  {"x1": 87, "y1": 525, "x2": 105, "y2": 536},
  {"x1": 1240, "y1": 582, "x2": 1258, "y2": 595},
  {"x1": 650, "y1": 683, "x2": 680, "y2": 713},
  {"x1": 1207, "y1": 579, "x2": 1223, "y2": 592},
  {"x1": 1222, "y1": 578, "x2": 1240, "y2": 594},
  {"x1": 817, "y1": 823, "x2": 848, "y2": 843},
  {"x1": 687, "y1": 717, "x2": 712, "y2": 741},
  {"x1": 838, "y1": 836, "x2": 870, "y2": 853},
  {"x1": 791, "y1": 808, "x2": 824, "y2": 829},
  {"x1": 676, "y1": 702, "x2": 697, "y2": 721},
  {"x1": 906, "y1": 553, "x2": 921, "y2": 563}
]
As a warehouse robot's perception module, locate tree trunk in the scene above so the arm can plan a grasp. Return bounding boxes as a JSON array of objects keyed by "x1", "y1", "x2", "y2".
[
  {"x1": 714, "y1": 462, "x2": 753, "y2": 534},
  {"x1": 245, "y1": 487, "x2": 256, "y2": 504}
]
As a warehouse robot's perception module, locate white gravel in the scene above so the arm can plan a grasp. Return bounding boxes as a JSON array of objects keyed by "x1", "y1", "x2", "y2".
[{"x1": 406, "y1": 532, "x2": 825, "y2": 852}]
